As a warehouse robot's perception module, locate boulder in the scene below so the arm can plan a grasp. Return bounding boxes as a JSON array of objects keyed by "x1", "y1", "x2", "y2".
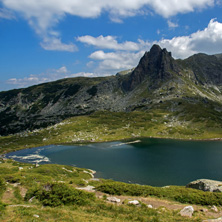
[
  {"x1": 128, "y1": 200, "x2": 140, "y2": 205},
  {"x1": 33, "y1": 215, "x2": 39, "y2": 218},
  {"x1": 186, "y1": 179, "x2": 222, "y2": 192},
  {"x1": 179, "y1": 206, "x2": 194, "y2": 217},
  {"x1": 211, "y1": 205, "x2": 219, "y2": 212},
  {"x1": 76, "y1": 185, "x2": 95, "y2": 192},
  {"x1": 107, "y1": 197, "x2": 121, "y2": 203}
]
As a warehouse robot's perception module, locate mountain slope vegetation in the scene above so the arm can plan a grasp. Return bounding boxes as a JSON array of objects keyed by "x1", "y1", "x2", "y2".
[{"x1": 0, "y1": 44, "x2": 222, "y2": 139}]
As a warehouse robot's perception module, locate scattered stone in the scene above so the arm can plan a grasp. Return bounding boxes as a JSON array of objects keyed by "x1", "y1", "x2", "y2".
[
  {"x1": 162, "y1": 186, "x2": 170, "y2": 188},
  {"x1": 12, "y1": 183, "x2": 20, "y2": 187},
  {"x1": 107, "y1": 197, "x2": 121, "y2": 203},
  {"x1": 8, "y1": 205, "x2": 32, "y2": 208},
  {"x1": 211, "y1": 205, "x2": 219, "y2": 212},
  {"x1": 82, "y1": 179, "x2": 89, "y2": 184},
  {"x1": 89, "y1": 178, "x2": 100, "y2": 182},
  {"x1": 186, "y1": 179, "x2": 222, "y2": 192},
  {"x1": 28, "y1": 196, "x2": 35, "y2": 203},
  {"x1": 35, "y1": 163, "x2": 39, "y2": 167},
  {"x1": 33, "y1": 214, "x2": 39, "y2": 218},
  {"x1": 62, "y1": 167, "x2": 73, "y2": 173},
  {"x1": 128, "y1": 200, "x2": 140, "y2": 205},
  {"x1": 18, "y1": 167, "x2": 23, "y2": 171},
  {"x1": 76, "y1": 185, "x2": 95, "y2": 192},
  {"x1": 203, "y1": 217, "x2": 222, "y2": 222},
  {"x1": 83, "y1": 170, "x2": 95, "y2": 178},
  {"x1": 159, "y1": 207, "x2": 167, "y2": 212},
  {"x1": 147, "y1": 204, "x2": 153, "y2": 209},
  {"x1": 179, "y1": 206, "x2": 194, "y2": 217},
  {"x1": 200, "y1": 208, "x2": 208, "y2": 213}
]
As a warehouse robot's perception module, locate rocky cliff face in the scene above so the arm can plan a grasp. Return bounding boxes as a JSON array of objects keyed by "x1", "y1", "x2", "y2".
[
  {"x1": 184, "y1": 53, "x2": 222, "y2": 85},
  {"x1": 0, "y1": 45, "x2": 222, "y2": 135},
  {"x1": 122, "y1": 44, "x2": 180, "y2": 91}
]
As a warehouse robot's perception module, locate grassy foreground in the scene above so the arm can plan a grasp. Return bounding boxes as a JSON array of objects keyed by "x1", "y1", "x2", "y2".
[
  {"x1": 0, "y1": 158, "x2": 222, "y2": 222},
  {"x1": 0, "y1": 110, "x2": 222, "y2": 221}
]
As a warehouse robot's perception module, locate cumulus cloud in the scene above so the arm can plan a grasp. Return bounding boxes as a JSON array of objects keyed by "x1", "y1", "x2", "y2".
[
  {"x1": 82, "y1": 19, "x2": 222, "y2": 74},
  {"x1": 89, "y1": 50, "x2": 145, "y2": 73},
  {"x1": 4, "y1": 19, "x2": 222, "y2": 89},
  {"x1": 40, "y1": 37, "x2": 77, "y2": 52},
  {"x1": 77, "y1": 35, "x2": 142, "y2": 51},
  {"x1": 0, "y1": 0, "x2": 215, "y2": 51},
  {"x1": 158, "y1": 18, "x2": 222, "y2": 58},
  {"x1": 6, "y1": 66, "x2": 95, "y2": 89}
]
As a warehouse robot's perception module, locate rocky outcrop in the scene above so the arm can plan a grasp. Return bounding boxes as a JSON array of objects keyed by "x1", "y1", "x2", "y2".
[
  {"x1": 107, "y1": 196, "x2": 121, "y2": 203},
  {"x1": 179, "y1": 206, "x2": 194, "y2": 217},
  {"x1": 128, "y1": 200, "x2": 140, "y2": 205},
  {"x1": 184, "y1": 53, "x2": 222, "y2": 85},
  {"x1": 186, "y1": 179, "x2": 222, "y2": 192},
  {"x1": 122, "y1": 44, "x2": 180, "y2": 91}
]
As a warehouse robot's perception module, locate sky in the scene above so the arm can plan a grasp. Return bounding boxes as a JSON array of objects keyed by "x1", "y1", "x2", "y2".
[{"x1": 0, "y1": 0, "x2": 222, "y2": 91}]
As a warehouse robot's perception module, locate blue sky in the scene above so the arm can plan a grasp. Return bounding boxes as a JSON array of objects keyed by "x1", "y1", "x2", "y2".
[{"x1": 0, "y1": 0, "x2": 222, "y2": 91}]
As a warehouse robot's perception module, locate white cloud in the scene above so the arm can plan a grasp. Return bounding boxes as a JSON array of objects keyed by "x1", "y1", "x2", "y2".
[
  {"x1": 89, "y1": 50, "x2": 145, "y2": 73},
  {"x1": 0, "y1": 8, "x2": 15, "y2": 19},
  {"x1": 167, "y1": 20, "x2": 178, "y2": 28},
  {"x1": 40, "y1": 37, "x2": 77, "y2": 52},
  {"x1": 0, "y1": 0, "x2": 215, "y2": 51},
  {"x1": 148, "y1": 0, "x2": 214, "y2": 17},
  {"x1": 4, "y1": 19, "x2": 222, "y2": 89},
  {"x1": 158, "y1": 18, "x2": 222, "y2": 58},
  {"x1": 1, "y1": 0, "x2": 214, "y2": 22},
  {"x1": 83, "y1": 19, "x2": 222, "y2": 75},
  {"x1": 6, "y1": 66, "x2": 89, "y2": 88},
  {"x1": 77, "y1": 35, "x2": 144, "y2": 51}
]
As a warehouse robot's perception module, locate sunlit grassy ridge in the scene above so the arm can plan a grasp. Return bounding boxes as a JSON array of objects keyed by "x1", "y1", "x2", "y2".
[{"x1": 1, "y1": 104, "x2": 222, "y2": 155}]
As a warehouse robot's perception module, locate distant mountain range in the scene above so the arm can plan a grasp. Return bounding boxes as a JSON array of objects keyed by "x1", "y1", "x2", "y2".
[{"x1": 1, "y1": 44, "x2": 222, "y2": 136}]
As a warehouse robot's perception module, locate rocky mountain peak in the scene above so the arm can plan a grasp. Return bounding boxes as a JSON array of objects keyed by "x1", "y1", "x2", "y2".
[
  {"x1": 122, "y1": 44, "x2": 179, "y2": 91},
  {"x1": 149, "y1": 44, "x2": 162, "y2": 57}
]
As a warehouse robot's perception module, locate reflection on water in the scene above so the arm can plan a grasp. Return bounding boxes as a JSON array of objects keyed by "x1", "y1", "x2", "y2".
[{"x1": 6, "y1": 138, "x2": 222, "y2": 186}]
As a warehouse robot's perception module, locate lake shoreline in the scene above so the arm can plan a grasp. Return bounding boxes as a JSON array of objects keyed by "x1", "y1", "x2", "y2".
[
  {"x1": 2, "y1": 134, "x2": 222, "y2": 156},
  {"x1": 4, "y1": 137, "x2": 222, "y2": 187}
]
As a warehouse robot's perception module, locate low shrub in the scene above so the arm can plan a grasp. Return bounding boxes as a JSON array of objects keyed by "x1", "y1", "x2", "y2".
[
  {"x1": 96, "y1": 181, "x2": 222, "y2": 206},
  {"x1": 0, "y1": 177, "x2": 6, "y2": 195},
  {"x1": 0, "y1": 201, "x2": 6, "y2": 214},
  {"x1": 25, "y1": 183, "x2": 95, "y2": 207}
]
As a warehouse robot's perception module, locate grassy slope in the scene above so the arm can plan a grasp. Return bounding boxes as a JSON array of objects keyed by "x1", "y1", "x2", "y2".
[
  {"x1": 0, "y1": 106, "x2": 222, "y2": 155},
  {"x1": 0, "y1": 97, "x2": 221, "y2": 221},
  {"x1": 1, "y1": 159, "x2": 221, "y2": 222}
]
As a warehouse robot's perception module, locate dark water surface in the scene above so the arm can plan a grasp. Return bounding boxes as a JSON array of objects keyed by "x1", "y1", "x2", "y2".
[{"x1": 6, "y1": 138, "x2": 222, "y2": 186}]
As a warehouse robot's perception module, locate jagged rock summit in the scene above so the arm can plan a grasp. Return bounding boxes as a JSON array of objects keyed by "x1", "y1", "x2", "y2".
[
  {"x1": 0, "y1": 44, "x2": 222, "y2": 135},
  {"x1": 122, "y1": 44, "x2": 180, "y2": 91}
]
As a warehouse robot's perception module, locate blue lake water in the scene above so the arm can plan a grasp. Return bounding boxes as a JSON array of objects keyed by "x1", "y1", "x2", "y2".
[{"x1": 6, "y1": 138, "x2": 222, "y2": 186}]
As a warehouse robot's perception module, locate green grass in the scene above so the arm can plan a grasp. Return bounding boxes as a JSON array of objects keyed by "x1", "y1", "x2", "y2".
[
  {"x1": 0, "y1": 159, "x2": 206, "y2": 222},
  {"x1": 0, "y1": 108, "x2": 221, "y2": 155},
  {"x1": 96, "y1": 181, "x2": 222, "y2": 206}
]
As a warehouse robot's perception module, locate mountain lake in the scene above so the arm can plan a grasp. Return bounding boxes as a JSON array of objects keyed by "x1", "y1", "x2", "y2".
[{"x1": 6, "y1": 138, "x2": 222, "y2": 186}]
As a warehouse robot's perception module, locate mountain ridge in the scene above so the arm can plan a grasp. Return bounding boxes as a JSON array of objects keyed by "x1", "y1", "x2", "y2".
[{"x1": 0, "y1": 44, "x2": 222, "y2": 136}]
